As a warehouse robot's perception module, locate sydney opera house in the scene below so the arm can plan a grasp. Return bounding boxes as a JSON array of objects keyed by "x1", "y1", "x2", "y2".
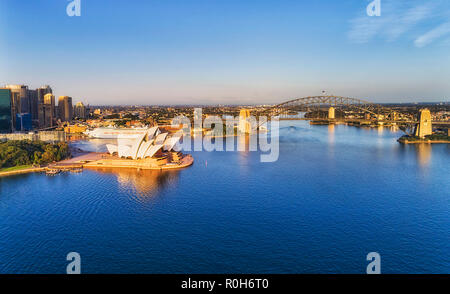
[{"x1": 84, "y1": 127, "x2": 193, "y2": 170}]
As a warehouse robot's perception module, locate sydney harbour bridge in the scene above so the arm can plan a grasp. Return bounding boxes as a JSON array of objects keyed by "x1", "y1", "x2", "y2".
[{"x1": 252, "y1": 95, "x2": 449, "y2": 127}]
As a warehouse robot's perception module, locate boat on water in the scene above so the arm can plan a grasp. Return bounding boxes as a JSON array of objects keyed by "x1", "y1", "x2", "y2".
[
  {"x1": 46, "y1": 169, "x2": 60, "y2": 175},
  {"x1": 84, "y1": 127, "x2": 150, "y2": 139}
]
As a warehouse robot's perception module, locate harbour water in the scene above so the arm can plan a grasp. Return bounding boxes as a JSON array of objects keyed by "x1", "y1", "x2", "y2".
[{"x1": 0, "y1": 121, "x2": 449, "y2": 273}]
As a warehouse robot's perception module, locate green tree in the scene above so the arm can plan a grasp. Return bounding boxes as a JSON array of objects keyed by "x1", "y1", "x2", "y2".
[
  {"x1": 0, "y1": 140, "x2": 71, "y2": 169},
  {"x1": 33, "y1": 151, "x2": 42, "y2": 165}
]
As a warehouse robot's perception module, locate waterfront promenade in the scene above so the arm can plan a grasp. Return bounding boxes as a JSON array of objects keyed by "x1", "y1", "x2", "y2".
[
  {"x1": 0, "y1": 150, "x2": 194, "y2": 178},
  {"x1": 83, "y1": 153, "x2": 194, "y2": 170},
  {"x1": 0, "y1": 166, "x2": 46, "y2": 177}
]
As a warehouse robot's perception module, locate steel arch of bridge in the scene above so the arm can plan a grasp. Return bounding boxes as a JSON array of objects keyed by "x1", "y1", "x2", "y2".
[{"x1": 257, "y1": 96, "x2": 414, "y2": 120}]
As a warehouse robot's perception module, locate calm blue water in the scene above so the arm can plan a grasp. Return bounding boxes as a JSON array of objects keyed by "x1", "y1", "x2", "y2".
[{"x1": 0, "y1": 121, "x2": 449, "y2": 273}]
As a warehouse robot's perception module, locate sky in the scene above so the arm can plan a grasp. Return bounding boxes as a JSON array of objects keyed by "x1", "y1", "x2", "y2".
[{"x1": 0, "y1": 0, "x2": 449, "y2": 105}]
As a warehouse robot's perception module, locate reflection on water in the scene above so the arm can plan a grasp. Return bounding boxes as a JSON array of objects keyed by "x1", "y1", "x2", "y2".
[
  {"x1": 415, "y1": 143, "x2": 432, "y2": 168},
  {"x1": 327, "y1": 124, "x2": 335, "y2": 161},
  {"x1": 93, "y1": 168, "x2": 179, "y2": 201},
  {"x1": 237, "y1": 134, "x2": 252, "y2": 170},
  {"x1": 390, "y1": 125, "x2": 399, "y2": 132},
  {"x1": 328, "y1": 124, "x2": 335, "y2": 145},
  {"x1": 1, "y1": 120, "x2": 449, "y2": 274},
  {"x1": 377, "y1": 125, "x2": 384, "y2": 135},
  {"x1": 237, "y1": 134, "x2": 251, "y2": 153}
]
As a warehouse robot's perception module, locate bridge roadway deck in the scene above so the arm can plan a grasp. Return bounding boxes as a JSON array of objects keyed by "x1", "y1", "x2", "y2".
[{"x1": 277, "y1": 118, "x2": 450, "y2": 125}]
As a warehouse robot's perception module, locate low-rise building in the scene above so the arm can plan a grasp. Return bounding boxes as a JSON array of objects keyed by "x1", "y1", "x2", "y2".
[{"x1": 64, "y1": 124, "x2": 88, "y2": 134}]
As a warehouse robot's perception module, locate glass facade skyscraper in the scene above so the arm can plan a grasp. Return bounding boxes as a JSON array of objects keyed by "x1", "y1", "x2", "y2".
[
  {"x1": 0, "y1": 89, "x2": 12, "y2": 133},
  {"x1": 15, "y1": 113, "x2": 32, "y2": 131},
  {"x1": 4, "y1": 85, "x2": 28, "y2": 130}
]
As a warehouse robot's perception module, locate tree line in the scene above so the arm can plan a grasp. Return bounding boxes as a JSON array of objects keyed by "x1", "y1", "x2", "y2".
[{"x1": 0, "y1": 140, "x2": 71, "y2": 168}]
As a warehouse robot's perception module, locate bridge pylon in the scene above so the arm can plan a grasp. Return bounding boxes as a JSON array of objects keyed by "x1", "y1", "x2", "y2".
[
  {"x1": 328, "y1": 107, "x2": 335, "y2": 119},
  {"x1": 414, "y1": 109, "x2": 432, "y2": 138},
  {"x1": 392, "y1": 111, "x2": 399, "y2": 121},
  {"x1": 238, "y1": 109, "x2": 252, "y2": 134}
]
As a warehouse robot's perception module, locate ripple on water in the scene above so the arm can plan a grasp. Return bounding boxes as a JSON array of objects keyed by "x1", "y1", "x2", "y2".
[{"x1": 0, "y1": 122, "x2": 449, "y2": 273}]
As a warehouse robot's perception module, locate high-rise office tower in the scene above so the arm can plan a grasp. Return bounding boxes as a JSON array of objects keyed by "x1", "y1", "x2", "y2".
[
  {"x1": 18, "y1": 86, "x2": 29, "y2": 114},
  {"x1": 15, "y1": 113, "x2": 32, "y2": 131},
  {"x1": 37, "y1": 85, "x2": 52, "y2": 104},
  {"x1": 0, "y1": 88, "x2": 12, "y2": 133},
  {"x1": 44, "y1": 93, "x2": 55, "y2": 106},
  {"x1": 74, "y1": 102, "x2": 87, "y2": 119},
  {"x1": 4, "y1": 85, "x2": 29, "y2": 130},
  {"x1": 58, "y1": 96, "x2": 73, "y2": 122},
  {"x1": 28, "y1": 89, "x2": 38, "y2": 122},
  {"x1": 37, "y1": 86, "x2": 53, "y2": 128},
  {"x1": 9, "y1": 91, "x2": 20, "y2": 130},
  {"x1": 39, "y1": 93, "x2": 56, "y2": 128}
]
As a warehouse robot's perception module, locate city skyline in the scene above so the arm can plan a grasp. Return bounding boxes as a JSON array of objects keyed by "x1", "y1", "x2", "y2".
[
  {"x1": 1, "y1": 0, "x2": 450, "y2": 105},
  {"x1": 1, "y1": 0, "x2": 449, "y2": 279}
]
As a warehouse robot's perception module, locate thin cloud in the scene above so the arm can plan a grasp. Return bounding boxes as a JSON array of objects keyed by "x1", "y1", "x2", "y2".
[
  {"x1": 385, "y1": 4, "x2": 433, "y2": 41},
  {"x1": 414, "y1": 21, "x2": 450, "y2": 47},
  {"x1": 348, "y1": 16, "x2": 386, "y2": 44},
  {"x1": 348, "y1": 0, "x2": 448, "y2": 46}
]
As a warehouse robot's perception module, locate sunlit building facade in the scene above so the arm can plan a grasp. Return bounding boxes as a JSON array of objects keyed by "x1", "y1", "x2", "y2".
[
  {"x1": 74, "y1": 102, "x2": 87, "y2": 119},
  {"x1": 39, "y1": 93, "x2": 56, "y2": 128},
  {"x1": 58, "y1": 96, "x2": 73, "y2": 122}
]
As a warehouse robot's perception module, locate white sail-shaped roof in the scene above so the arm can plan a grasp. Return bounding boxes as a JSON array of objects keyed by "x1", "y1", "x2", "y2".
[
  {"x1": 163, "y1": 131, "x2": 183, "y2": 151},
  {"x1": 146, "y1": 126, "x2": 159, "y2": 140},
  {"x1": 144, "y1": 144, "x2": 164, "y2": 158},
  {"x1": 106, "y1": 144, "x2": 118, "y2": 154},
  {"x1": 136, "y1": 139, "x2": 154, "y2": 159},
  {"x1": 154, "y1": 132, "x2": 168, "y2": 145},
  {"x1": 106, "y1": 127, "x2": 176, "y2": 159},
  {"x1": 118, "y1": 145, "x2": 132, "y2": 158},
  {"x1": 128, "y1": 132, "x2": 148, "y2": 159}
]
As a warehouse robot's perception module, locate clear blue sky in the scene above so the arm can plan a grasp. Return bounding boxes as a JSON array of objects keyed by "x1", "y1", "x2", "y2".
[{"x1": 1, "y1": 0, "x2": 449, "y2": 105}]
